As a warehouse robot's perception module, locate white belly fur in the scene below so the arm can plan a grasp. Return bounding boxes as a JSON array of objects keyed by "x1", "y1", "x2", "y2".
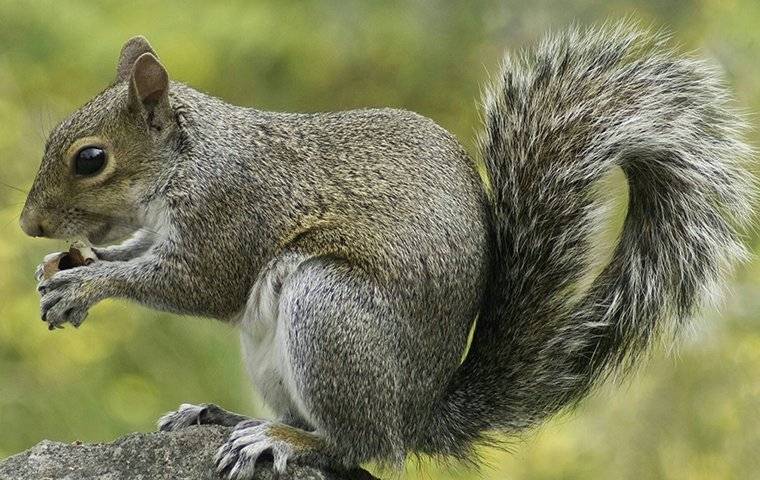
[{"x1": 238, "y1": 254, "x2": 314, "y2": 425}]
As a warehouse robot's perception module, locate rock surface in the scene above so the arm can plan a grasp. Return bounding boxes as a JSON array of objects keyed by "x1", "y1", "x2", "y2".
[{"x1": 0, "y1": 426, "x2": 377, "y2": 480}]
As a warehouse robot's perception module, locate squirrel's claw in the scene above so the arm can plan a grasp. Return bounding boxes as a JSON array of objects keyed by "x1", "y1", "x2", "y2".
[
  {"x1": 37, "y1": 270, "x2": 92, "y2": 329},
  {"x1": 158, "y1": 403, "x2": 207, "y2": 431},
  {"x1": 216, "y1": 421, "x2": 325, "y2": 480}
]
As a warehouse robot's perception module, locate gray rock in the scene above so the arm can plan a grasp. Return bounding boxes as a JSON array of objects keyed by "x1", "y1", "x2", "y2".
[{"x1": 0, "y1": 426, "x2": 377, "y2": 480}]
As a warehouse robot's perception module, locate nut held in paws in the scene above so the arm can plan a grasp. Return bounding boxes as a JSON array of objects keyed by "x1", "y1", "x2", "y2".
[{"x1": 41, "y1": 242, "x2": 98, "y2": 280}]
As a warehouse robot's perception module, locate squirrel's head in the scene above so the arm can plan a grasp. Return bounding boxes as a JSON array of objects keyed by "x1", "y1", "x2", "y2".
[{"x1": 20, "y1": 36, "x2": 176, "y2": 245}]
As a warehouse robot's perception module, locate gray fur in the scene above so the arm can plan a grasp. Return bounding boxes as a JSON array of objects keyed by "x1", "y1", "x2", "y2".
[
  {"x1": 421, "y1": 23, "x2": 754, "y2": 457},
  {"x1": 20, "y1": 23, "x2": 753, "y2": 475},
  {"x1": 159, "y1": 403, "x2": 251, "y2": 430}
]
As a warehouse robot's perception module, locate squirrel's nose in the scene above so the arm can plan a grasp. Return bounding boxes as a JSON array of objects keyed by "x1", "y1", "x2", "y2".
[{"x1": 19, "y1": 210, "x2": 46, "y2": 237}]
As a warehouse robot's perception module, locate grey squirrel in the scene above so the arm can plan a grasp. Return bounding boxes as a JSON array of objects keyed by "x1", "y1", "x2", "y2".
[{"x1": 19, "y1": 22, "x2": 753, "y2": 479}]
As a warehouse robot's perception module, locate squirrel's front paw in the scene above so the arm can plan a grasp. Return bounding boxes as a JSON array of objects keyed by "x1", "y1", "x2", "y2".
[{"x1": 37, "y1": 269, "x2": 94, "y2": 329}]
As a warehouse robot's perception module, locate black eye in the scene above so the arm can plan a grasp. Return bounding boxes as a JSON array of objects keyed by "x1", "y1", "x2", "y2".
[{"x1": 74, "y1": 147, "x2": 107, "y2": 176}]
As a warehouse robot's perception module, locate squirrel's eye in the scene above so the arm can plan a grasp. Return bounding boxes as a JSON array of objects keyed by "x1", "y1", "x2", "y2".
[{"x1": 74, "y1": 147, "x2": 107, "y2": 176}]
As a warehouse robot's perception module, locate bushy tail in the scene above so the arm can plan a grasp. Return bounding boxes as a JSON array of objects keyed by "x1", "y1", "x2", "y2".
[{"x1": 424, "y1": 23, "x2": 754, "y2": 458}]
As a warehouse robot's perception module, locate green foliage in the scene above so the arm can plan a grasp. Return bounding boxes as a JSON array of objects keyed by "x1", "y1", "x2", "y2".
[{"x1": 0, "y1": 1, "x2": 758, "y2": 478}]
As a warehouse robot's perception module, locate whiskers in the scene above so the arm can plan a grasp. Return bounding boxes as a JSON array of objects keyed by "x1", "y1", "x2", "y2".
[
  {"x1": 1, "y1": 201, "x2": 24, "y2": 230},
  {"x1": 33, "y1": 103, "x2": 58, "y2": 147},
  {"x1": 0, "y1": 177, "x2": 30, "y2": 227},
  {"x1": 0, "y1": 177, "x2": 26, "y2": 229},
  {"x1": 0, "y1": 180, "x2": 28, "y2": 195}
]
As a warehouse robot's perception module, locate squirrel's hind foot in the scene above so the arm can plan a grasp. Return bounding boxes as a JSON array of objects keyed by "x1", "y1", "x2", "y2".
[
  {"x1": 216, "y1": 420, "x2": 333, "y2": 480},
  {"x1": 158, "y1": 403, "x2": 252, "y2": 431}
]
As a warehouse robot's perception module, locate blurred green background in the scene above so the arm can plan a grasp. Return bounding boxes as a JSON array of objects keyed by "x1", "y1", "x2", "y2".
[{"x1": 1, "y1": 1, "x2": 759, "y2": 479}]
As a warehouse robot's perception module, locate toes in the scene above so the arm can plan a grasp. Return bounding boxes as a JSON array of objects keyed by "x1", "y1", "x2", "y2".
[
  {"x1": 41, "y1": 274, "x2": 70, "y2": 291},
  {"x1": 37, "y1": 282, "x2": 48, "y2": 295},
  {"x1": 216, "y1": 423, "x2": 298, "y2": 480},
  {"x1": 216, "y1": 424, "x2": 272, "y2": 479},
  {"x1": 228, "y1": 420, "x2": 266, "y2": 443},
  {"x1": 215, "y1": 441, "x2": 238, "y2": 475},
  {"x1": 39, "y1": 281, "x2": 88, "y2": 329},
  {"x1": 35, "y1": 264, "x2": 45, "y2": 282},
  {"x1": 37, "y1": 277, "x2": 57, "y2": 294},
  {"x1": 233, "y1": 418, "x2": 264, "y2": 430},
  {"x1": 40, "y1": 291, "x2": 64, "y2": 322},
  {"x1": 227, "y1": 443, "x2": 269, "y2": 480},
  {"x1": 229, "y1": 424, "x2": 257, "y2": 441},
  {"x1": 158, "y1": 403, "x2": 207, "y2": 431},
  {"x1": 68, "y1": 308, "x2": 88, "y2": 328},
  {"x1": 43, "y1": 298, "x2": 74, "y2": 329}
]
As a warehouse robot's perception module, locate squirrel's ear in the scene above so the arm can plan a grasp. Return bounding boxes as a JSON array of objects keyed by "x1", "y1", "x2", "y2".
[
  {"x1": 116, "y1": 36, "x2": 157, "y2": 82},
  {"x1": 128, "y1": 53, "x2": 170, "y2": 128}
]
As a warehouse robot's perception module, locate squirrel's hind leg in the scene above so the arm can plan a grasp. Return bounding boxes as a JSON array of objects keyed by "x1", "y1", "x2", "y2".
[{"x1": 226, "y1": 252, "x2": 409, "y2": 478}]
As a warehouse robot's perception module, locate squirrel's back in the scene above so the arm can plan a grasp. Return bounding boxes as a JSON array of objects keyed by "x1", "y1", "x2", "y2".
[{"x1": 174, "y1": 90, "x2": 490, "y2": 280}]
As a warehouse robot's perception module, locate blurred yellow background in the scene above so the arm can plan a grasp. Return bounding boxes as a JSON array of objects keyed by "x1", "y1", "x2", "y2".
[{"x1": 1, "y1": 1, "x2": 759, "y2": 479}]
